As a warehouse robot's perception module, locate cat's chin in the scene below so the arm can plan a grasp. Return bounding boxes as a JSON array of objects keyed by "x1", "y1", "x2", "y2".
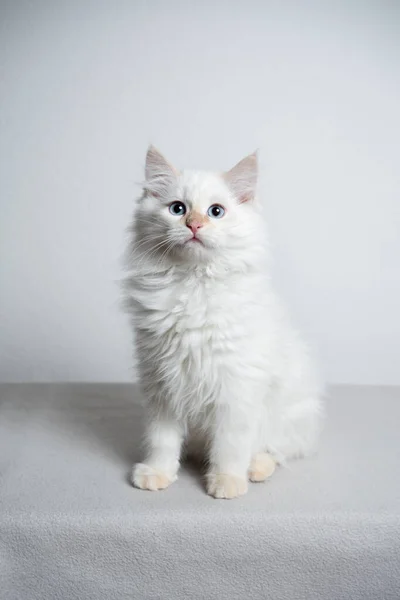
[{"x1": 175, "y1": 238, "x2": 214, "y2": 263}]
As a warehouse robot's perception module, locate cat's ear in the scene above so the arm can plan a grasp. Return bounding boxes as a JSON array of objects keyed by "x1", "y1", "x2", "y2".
[
  {"x1": 144, "y1": 145, "x2": 178, "y2": 198},
  {"x1": 224, "y1": 151, "x2": 258, "y2": 203}
]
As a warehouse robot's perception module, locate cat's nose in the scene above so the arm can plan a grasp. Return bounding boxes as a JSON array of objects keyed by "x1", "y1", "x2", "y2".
[{"x1": 186, "y1": 221, "x2": 203, "y2": 235}]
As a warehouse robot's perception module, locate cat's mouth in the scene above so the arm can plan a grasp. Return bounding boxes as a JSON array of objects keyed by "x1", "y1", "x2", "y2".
[{"x1": 185, "y1": 237, "x2": 204, "y2": 246}]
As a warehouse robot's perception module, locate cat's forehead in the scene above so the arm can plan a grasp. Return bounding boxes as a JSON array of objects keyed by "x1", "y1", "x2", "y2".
[{"x1": 177, "y1": 170, "x2": 231, "y2": 206}]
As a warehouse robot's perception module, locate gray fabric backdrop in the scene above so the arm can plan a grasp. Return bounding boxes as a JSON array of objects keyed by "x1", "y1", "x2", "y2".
[{"x1": 1, "y1": 384, "x2": 399, "y2": 599}]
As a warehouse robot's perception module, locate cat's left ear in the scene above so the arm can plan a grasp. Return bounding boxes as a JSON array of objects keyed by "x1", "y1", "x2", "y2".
[
  {"x1": 224, "y1": 151, "x2": 258, "y2": 204},
  {"x1": 144, "y1": 145, "x2": 178, "y2": 198}
]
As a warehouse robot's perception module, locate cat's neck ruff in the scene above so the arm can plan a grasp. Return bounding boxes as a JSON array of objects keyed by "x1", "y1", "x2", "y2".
[{"x1": 132, "y1": 243, "x2": 268, "y2": 282}]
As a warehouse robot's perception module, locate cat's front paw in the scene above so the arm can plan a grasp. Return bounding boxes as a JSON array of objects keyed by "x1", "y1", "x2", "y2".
[
  {"x1": 249, "y1": 452, "x2": 276, "y2": 482},
  {"x1": 206, "y1": 473, "x2": 248, "y2": 499},
  {"x1": 132, "y1": 463, "x2": 175, "y2": 491}
]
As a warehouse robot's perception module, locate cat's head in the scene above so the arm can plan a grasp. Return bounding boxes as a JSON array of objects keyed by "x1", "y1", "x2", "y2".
[{"x1": 134, "y1": 146, "x2": 262, "y2": 266}]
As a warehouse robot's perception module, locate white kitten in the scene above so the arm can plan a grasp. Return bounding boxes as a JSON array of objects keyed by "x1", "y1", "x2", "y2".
[{"x1": 124, "y1": 146, "x2": 322, "y2": 499}]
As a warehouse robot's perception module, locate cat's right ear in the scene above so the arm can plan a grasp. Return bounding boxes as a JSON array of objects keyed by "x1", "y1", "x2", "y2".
[
  {"x1": 224, "y1": 151, "x2": 258, "y2": 204},
  {"x1": 144, "y1": 145, "x2": 177, "y2": 198}
]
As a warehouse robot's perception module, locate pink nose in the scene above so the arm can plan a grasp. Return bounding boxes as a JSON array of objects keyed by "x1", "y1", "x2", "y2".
[{"x1": 187, "y1": 222, "x2": 203, "y2": 235}]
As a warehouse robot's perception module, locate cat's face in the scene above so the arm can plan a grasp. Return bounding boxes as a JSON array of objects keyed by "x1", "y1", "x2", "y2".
[{"x1": 134, "y1": 146, "x2": 259, "y2": 265}]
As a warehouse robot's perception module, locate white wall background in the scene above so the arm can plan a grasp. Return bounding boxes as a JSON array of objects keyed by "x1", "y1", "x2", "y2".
[{"x1": 1, "y1": 0, "x2": 399, "y2": 384}]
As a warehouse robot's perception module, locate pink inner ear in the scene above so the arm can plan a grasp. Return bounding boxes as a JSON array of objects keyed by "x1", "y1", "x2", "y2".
[
  {"x1": 239, "y1": 192, "x2": 252, "y2": 204},
  {"x1": 224, "y1": 151, "x2": 258, "y2": 204}
]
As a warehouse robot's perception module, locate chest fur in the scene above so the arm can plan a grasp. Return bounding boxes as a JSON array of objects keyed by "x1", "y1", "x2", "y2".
[
  {"x1": 135, "y1": 270, "x2": 260, "y2": 369},
  {"x1": 140, "y1": 273, "x2": 244, "y2": 342},
  {"x1": 132, "y1": 269, "x2": 271, "y2": 408}
]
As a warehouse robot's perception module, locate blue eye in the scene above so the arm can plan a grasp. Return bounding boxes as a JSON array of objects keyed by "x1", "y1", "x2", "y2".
[
  {"x1": 169, "y1": 201, "x2": 186, "y2": 216},
  {"x1": 207, "y1": 204, "x2": 225, "y2": 219}
]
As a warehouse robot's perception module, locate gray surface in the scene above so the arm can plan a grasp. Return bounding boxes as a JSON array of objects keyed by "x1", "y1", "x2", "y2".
[{"x1": 0, "y1": 384, "x2": 399, "y2": 600}]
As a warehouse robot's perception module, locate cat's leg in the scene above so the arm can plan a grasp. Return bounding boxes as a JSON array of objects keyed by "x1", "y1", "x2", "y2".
[
  {"x1": 248, "y1": 452, "x2": 276, "y2": 482},
  {"x1": 132, "y1": 409, "x2": 183, "y2": 492},
  {"x1": 265, "y1": 391, "x2": 322, "y2": 463},
  {"x1": 206, "y1": 402, "x2": 256, "y2": 499},
  {"x1": 265, "y1": 341, "x2": 323, "y2": 462}
]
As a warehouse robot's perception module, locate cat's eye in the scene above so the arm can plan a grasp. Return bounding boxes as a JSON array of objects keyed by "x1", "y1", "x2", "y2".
[
  {"x1": 207, "y1": 204, "x2": 225, "y2": 219},
  {"x1": 169, "y1": 201, "x2": 187, "y2": 216}
]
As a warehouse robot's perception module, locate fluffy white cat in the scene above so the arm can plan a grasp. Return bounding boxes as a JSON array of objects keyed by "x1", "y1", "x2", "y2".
[{"x1": 124, "y1": 146, "x2": 322, "y2": 499}]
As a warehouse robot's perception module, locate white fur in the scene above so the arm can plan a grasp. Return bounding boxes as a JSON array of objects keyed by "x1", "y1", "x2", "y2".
[{"x1": 124, "y1": 146, "x2": 322, "y2": 498}]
